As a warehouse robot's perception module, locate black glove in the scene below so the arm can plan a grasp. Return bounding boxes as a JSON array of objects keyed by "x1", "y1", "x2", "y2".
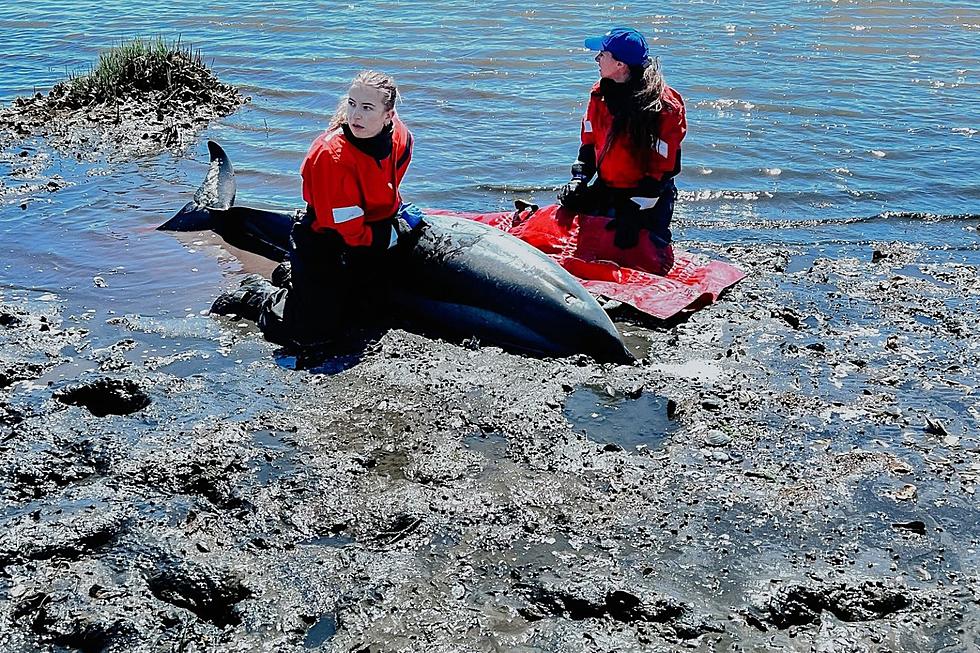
[
  {"x1": 557, "y1": 177, "x2": 586, "y2": 206},
  {"x1": 605, "y1": 214, "x2": 641, "y2": 249}
]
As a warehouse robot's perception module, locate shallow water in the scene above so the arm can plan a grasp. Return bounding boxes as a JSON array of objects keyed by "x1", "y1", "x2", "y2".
[
  {"x1": 564, "y1": 386, "x2": 676, "y2": 450},
  {"x1": 1, "y1": 1, "x2": 978, "y2": 343}
]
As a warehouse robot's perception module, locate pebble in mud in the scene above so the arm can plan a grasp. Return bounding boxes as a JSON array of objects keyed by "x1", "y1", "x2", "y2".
[{"x1": 704, "y1": 429, "x2": 732, "y2": 447}]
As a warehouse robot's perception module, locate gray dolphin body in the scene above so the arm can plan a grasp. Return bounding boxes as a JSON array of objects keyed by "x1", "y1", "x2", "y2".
[{"x1": 160, "y1": 141, "x2": 633, "y2": 363}]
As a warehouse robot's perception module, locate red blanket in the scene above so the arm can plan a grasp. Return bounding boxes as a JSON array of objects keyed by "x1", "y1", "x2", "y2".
[{"x1": 426, "y1": 204, "x2": 745, "y2": 320}]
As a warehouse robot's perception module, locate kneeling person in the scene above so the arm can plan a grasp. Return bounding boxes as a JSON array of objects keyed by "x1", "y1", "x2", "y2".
[
  {"x1": 557, "y1": 27, "x2": 687, "y2": 275},
  {"x1": 213, "y1": 70, "x2": 421, "y2": 347}
]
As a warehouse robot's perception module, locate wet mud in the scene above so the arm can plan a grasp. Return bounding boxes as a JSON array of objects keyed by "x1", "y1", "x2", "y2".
[{"x1": 1, "y1": 230, "x2": 979, "y2": 651}]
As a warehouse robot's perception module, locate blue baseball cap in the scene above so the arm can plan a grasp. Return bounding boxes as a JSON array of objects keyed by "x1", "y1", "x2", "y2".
[{"x1": 584, "y1": 27, "x2": 650, "y2": 67}]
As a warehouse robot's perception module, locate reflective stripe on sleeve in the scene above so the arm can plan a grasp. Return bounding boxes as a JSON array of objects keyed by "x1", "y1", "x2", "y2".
[
  {"x1": 655, "y1": 139, "x2": 668, "y2": 158},
  {"x1": 630, "y1": 196, "x2": 659, "y2": 210},
  {"x1": 332, "y1": 205, "x2": 362, "y2": 223},
  {"x1": 583, "y1": 119, "x2": 593, "y2": 133}
]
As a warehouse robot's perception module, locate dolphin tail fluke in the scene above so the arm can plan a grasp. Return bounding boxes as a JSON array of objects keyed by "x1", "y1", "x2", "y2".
[
  {"x1": 158, "y1": 200, "x2": 216, "y2": 231},
  {"x1": 158, "y1": 140, "x2": 237, "y2": 232}
]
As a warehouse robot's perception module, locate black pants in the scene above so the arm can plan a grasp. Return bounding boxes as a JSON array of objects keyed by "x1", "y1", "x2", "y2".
[
  {"x1": 257, "y1": 213, "x2": 389, "y2": 347},
  {"x1": 562, "y1": 179, "x2": 677, "y2": 247}
]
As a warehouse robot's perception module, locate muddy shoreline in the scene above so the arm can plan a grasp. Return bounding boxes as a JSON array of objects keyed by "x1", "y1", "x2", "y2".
[{"x1": 2, "y1": 230, "x2": 978, "y2": 651}]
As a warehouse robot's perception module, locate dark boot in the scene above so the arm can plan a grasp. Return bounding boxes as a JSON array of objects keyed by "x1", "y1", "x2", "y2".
[
  {"x1": 210, "y1": 274, "x2": 276, "y2": 322},
  {"x1": 271, "y1": 261, "x2": 292, "y2": 289}
]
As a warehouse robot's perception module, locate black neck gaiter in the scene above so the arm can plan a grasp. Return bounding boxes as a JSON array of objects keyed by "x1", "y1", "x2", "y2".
[
  {"x1": 342, "y1": 122, "x2": 394, "y2": 161},
  {"x1": 599, "y1": 77, "x2": 633, "y2": 116}
]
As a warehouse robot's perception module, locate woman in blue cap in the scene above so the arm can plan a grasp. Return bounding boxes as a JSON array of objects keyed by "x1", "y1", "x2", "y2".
[{"x1": 557, "y1": 27, "x2": 687, "y2": 274}]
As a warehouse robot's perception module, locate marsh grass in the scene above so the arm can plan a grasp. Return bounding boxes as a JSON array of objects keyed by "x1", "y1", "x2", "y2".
[
  {"x1": 2, "y1": 35, "x2": 243, "y2": 153},
  {"x1": 63, "y1": 36, "x2": 219, "y2": 106}
]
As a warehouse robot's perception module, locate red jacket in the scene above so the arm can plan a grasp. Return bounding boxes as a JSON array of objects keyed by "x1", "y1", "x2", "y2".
[
  {"x1": 581, "y1": 81, "x2": 686, "y2": 188},
  {"x1": 300, "y1": 115, "x2": 413, "y2": 247}
]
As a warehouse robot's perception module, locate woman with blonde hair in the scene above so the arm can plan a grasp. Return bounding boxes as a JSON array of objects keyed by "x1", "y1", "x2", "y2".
[{"x1": 212, "y1": 70, "x2": 423, "y2": 347}]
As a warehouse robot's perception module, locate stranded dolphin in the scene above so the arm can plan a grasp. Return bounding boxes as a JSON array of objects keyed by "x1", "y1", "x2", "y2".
[{"x1": 159, "y1": 141, "x2": 634, "y2": 364}]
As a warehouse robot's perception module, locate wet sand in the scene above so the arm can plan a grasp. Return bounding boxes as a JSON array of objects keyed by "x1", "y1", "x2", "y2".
[{"x1": 2, "y1": 233, "x2": 978, "y2": 651}]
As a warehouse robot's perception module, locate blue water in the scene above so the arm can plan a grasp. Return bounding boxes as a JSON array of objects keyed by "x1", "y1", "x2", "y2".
[{"x1": 1, "y1": 1, "x2": 978, "y2": 330}]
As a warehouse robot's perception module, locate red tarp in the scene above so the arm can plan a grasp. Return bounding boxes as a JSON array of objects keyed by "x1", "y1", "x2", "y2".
[{"x1": 426, "y1": 204, "x2": 745, "y2": 320}]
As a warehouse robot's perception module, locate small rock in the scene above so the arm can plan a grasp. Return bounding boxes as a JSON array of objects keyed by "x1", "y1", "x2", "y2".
[
  {"x1": 704, "y1": 430, "x2": 732, "y2": 447},
  {"x1": 701, "y1": 398, "x2": 722, "y2": 411},
  {"x1": 93, "y1": 276, "x2": 107, "y2": 288},
  {"x1": 710, "y1": 450, "x2": 730, "y2": 462},
  {"x1": 888, "y1": 459, "x2": 913, "y2": 475},
  {"x1": 924, "y1": 418, "x2": 948, "y2": 437},
  {"x1": 891, "y1": 484, "x2": 918, "y2": 502}
]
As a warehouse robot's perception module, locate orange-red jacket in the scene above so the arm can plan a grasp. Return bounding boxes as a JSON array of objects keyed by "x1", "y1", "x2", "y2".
[
  {"x1": 300, "y1": 115, "x2": 413, "y2": 247},
  {"x1": 581, "y1": 82, "x2": 686, "y2": 189}
]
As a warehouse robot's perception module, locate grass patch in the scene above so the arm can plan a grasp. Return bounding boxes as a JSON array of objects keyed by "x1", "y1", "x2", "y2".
[
  {"x1": 1, "y1": 35, "x2": 243, "y2": 153},
  {"x1": 55, "y1": 36, "x2": 235, "y2": 108}
]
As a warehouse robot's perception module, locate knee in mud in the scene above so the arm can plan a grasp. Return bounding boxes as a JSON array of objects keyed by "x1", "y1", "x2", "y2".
[{"x1": 54, "y1": 378, "x2": 150, "y2": 417}]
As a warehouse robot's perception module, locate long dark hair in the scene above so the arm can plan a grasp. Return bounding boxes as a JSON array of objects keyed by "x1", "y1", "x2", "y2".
[{"x1": 608, "y1": 57, "x2": 666, "y2": 156}]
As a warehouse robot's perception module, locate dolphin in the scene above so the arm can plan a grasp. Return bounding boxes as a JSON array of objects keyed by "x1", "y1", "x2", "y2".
[{"x1": 159, "y1": 141, "x2": 634, "y2": 364}]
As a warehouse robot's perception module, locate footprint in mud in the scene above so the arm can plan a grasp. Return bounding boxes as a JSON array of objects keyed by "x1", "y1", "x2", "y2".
[
  {"x1": 54, "y1": 378, "x2": 150, "y2": 417},
  {"x1": 12, "y1": 591, "x2": 136, "y2": 653},
  {"x1": 517, "y1": 581, "x2": 722, "y2": 641},
  {"x1": 761, "y1": 580, "x2": 913, "y2": 628},
  {"x1": 145, "y1": 558, "x2": 251, "y2": 627},
  {"x1": 0, "y1": 502, "x2": 128, "y2": 569},
  {"x1": 302, "y1": 613, "x2": 338, "y2": 648},
  {"x1": 1, "y1": 310, "x2": 24, "y2": 327}
]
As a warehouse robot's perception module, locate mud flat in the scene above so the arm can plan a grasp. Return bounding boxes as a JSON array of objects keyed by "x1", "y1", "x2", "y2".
[{"x1": 1, "y1": 228, "x2": 978, "y2": 651}]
